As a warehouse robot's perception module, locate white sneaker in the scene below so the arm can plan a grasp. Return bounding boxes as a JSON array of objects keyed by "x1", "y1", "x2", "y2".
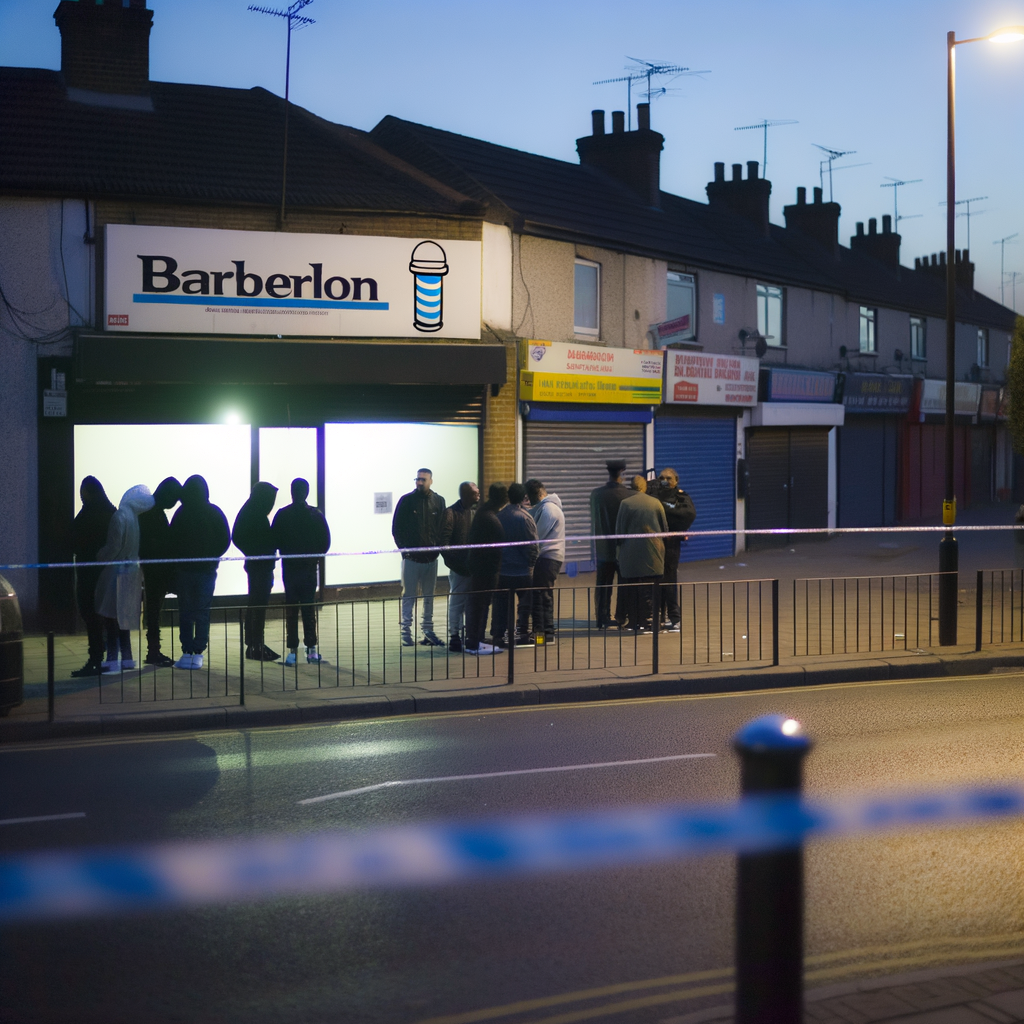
[
  {"x1": 191, "y1": 654, "x2": 204, "y2": 670},
  {"x1": 467, "y1": 643, "x2": 498, "y2": 656},
  {"x1": 306, "y1": 646, "x2": 324, "y2": 664},
  {"x1": 174, "y1": 654, "x2": 194, "y2": 670},
  {"x1": 121, "y1": 659, "x2": 137, "y2": 670},
  {"x1": 102, "y1": 659, "x2": 120, "y2": 672},
  {"x1": 284, "y1": 650, "x2": 297, "y2": 667}
]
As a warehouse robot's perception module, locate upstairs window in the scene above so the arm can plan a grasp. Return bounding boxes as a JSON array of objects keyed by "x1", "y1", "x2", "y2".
[
  {"x1": 910, "y1": 316, "x2": 927, "y2": 359},
  {"x1": 859, "y1": 306, "x2": 877, "y2": 353},
  {"x1": 664, "y1": 271, "x2": 696, "y2": 343},
  {"x1": 756, "y1": 284, "x2": 784, "y2": 346},
  {"x1": 574, "y1": 259, "x2": 600, "y2": 337}
]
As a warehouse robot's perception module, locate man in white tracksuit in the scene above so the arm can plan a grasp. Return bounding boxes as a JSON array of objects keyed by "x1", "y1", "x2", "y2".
[{"x1": 525, "y1": 479, "x2": 565, "y2": 645}]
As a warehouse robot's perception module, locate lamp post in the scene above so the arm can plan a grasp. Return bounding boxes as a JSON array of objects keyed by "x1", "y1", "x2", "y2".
[{"x1": 939, "y1": 26, "x2": 1024, "y2": 645}]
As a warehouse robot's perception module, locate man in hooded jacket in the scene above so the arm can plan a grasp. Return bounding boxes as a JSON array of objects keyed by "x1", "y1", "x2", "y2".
[
  {"x1": 440, "y1": 480, "x2": 479, "y2": 652},
  {"x1": 71, "y1": 477, "x2": 116, "y2": 677},
  {"x1": 590, "y1": 460, "x2": 631, "y2": 629},
  {"x1": 464, "y1": 483, "x2": 507, "y2": 655},
  {"x1": 232, "y1": 481, "x2": 279, "y2": 661},
  {"x1": 95, "y1": 484, "x2": 155, "y2": 671},
  {"x1": 525, "y1": 479, "x2": 565, "y2": 645},
  {"x1": 168, "y1": 475, "x2": 230, "y2": 671},
  {"x1": 271, "y1": 478, "x2": 331, "y2": 665},
  {"x1": 138, "y1": 476, "x2": 182, "y2": 667}
]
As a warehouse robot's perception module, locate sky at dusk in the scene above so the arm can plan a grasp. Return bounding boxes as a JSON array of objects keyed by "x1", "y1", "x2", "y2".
[{"x1": 3, "y1": 0, "x2": 1024, "y2": 307}]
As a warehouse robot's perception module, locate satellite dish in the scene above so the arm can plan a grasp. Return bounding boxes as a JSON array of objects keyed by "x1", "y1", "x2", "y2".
[{"x1": 754, "y1": 336, "x2": 768, "y2": 358}]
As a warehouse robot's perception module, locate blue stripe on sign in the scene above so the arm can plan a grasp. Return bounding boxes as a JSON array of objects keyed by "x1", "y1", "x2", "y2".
[
  {"x1": 416, "y1": 289, "x2": 442, "y2": 301},
  {"x1": 416, "y1": 276, "x2": 442, "y2": 285},
  {"x1": 3, "y1": 786, "x2": 1023, "y2": 921},
  {"x1": 416, "y1": 280, "x2": 442, "y2": 292},
  {"x1": 133, "y1": 294, "x2": 389, "y2": 311},
  {"x1": 416, "y1": 297, "x2": 442, "y2": 309}
]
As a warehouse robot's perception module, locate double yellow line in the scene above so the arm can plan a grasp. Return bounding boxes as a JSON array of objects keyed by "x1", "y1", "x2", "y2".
[{"x1": 418, "y1": 933, "x2": 1024, "y2": 1024}]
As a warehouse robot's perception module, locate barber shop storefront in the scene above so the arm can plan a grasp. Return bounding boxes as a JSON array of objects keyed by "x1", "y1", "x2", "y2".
[
  {"x1": 837, "y1": 372, "x2": 912, "y2": 528},
  {"x1": 745, "y1": 367, "x2": 843, "y2": 547},
  {"x1": 41, "y1": 224, "x2": 506, "y2": 620},
  {"x1": 900, "y1": 379, "x2": 979, "y2": 521},
  {"x1": 655, "y1": 350, "x2": 759, "y2": 562},
  {"x1": 519, "y1": 340, "x2": 662, "y2": 569}
]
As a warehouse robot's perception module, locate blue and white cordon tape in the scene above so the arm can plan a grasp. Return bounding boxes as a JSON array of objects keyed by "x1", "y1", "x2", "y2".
[{"x1": 3, "y1": 784, "x2": 1023, "y2": 922}]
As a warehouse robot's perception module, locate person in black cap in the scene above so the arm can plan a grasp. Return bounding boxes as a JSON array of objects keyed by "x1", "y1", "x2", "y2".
[{"x1": 589, "y1": 459, "x2": 631, "y2": 629}]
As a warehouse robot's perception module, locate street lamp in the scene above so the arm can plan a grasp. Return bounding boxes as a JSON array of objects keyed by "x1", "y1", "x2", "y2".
[{"x1": 939, "y1": 26, "x2": 1024, "y2": 645}]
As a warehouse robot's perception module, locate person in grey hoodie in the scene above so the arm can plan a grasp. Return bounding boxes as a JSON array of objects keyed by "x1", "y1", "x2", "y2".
[
  {"x1": 490, "y1": 482, "x2": 539, "y2": 647},
  {"x1": 525, "y1": 479, "x2": 565, "y2": 645}
]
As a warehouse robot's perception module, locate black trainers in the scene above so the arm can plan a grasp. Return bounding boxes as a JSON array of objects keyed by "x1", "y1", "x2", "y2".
[
  {"x1": 259, "y1": 645, "x2": 280, "y2": 661},
  {"x1": 419, "y1": 632, "x2": 445, "y2": 647},
  {"x1": 70, "y1": 661, "x2": 103, "y2": 678},
  {"x1": 144, "y1": 652, "x2": 174, "y2": 667},
  {"x1": 514, "y1": 632, "x2": 535, "y2": 647},
  {"x1": 401, "y1": 630, "x2": 415, "y2": 647},
  {"x1": 449, "y1": 636, "x2": 463, "y2": 653}
]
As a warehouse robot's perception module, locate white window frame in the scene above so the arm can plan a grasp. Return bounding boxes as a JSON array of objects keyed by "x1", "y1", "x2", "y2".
[
  {"x1": 977, "y1": 327, "x2": 989, "y2": 368},
  {"x1": 756, "y1": 283, "x2": 784, "y2": 347},
  {"x1": 910, "y1": 316, "x2": 926, "y2": 360},
  {"x1": 573, "y1": 259, "x2": 601, "y2": 338},
  {"x1": 859, "y1": 306, "x2": 877, "y2": 354},
  {"x1": 665, "y1": 270, "x2": 697, "y2": 342}
]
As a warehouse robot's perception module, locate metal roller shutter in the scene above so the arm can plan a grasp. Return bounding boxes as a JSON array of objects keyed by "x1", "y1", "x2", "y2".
[
  {"x1": 654, "y1": 414, "x2": 735, "y2": 562},
  {"x1": 524, "y1": 421, "x2": 645, "y2": 564},
  {"x1": 838, "y1": 417, "x2": 897, "y2": 527}
]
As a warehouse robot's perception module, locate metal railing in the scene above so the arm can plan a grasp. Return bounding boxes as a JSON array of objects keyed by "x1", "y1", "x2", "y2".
[{"x1": 791, "y1": 573, "x2": 941, "y2": 655}]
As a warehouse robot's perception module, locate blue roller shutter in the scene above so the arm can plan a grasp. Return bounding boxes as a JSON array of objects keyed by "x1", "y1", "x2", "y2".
[{"x1": 654, "y1": 414, "x2": 736, "y2": 562}]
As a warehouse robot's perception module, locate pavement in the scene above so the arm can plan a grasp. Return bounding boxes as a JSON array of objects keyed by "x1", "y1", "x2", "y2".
[
  {"x1": 4, "y1": 505, "x2": 1024, "y2": 743},
  {"x1": 666, "y1": 960, "x2": 1024, "y2": 1024}
]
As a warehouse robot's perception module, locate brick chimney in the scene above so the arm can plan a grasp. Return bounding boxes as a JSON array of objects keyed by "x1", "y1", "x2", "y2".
[
  {"x1": 784, "y1": 186, "x2": 841, "y2": 254},
  {"x1": 914, "y1": 249, "x2": 974, "y2": 291},
  {"x1": 54, "y1": 0, "x2": 153, "y2": 98},
  {"x1": 850, "y1": 214, "x2": 902, "y2": 267},
  {"x1": 577, "y1": 104, "x2": 664, "y2": 208},
  {"x1": 705, "y1": 160, "x2": 771, "y2": 236}
]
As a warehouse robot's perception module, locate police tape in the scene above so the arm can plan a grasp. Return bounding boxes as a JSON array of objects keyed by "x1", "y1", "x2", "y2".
[
  {"x1": 1, "y1": 524, "x2": 1022, "y2": 572},
  {"x1": 3, "y1": 784, "x2": 1023, "y2": 921}
]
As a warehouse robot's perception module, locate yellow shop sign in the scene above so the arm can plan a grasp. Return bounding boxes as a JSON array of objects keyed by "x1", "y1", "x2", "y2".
[{"x1": 519, "y1": 340, "x2": 663, "y2": 406}]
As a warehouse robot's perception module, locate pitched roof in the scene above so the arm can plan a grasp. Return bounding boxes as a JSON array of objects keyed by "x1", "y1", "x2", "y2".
[
  {"x1": 0, "y1": 67, "x2": 473, "y2": 215},
  {"x1": 371, "y1": 116, "x2": 1017, "y2": 331}
]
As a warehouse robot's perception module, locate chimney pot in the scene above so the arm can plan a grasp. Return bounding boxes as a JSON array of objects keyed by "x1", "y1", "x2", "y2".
[
  {"x1": 611, "y1": 110, "x2": 625, "y2": 134},
  {"x1": 731, "y1": 163, "x2": 742, "y2": 182},
  {"x1": 882, "y1": 214, "x2": 892, "y2": 234},
  {"x1": 747, "y1": 160, "x2": 759, "y2": 180},
  {"x1": 591, "y1": 110, "x2": 605, "y2": 136},
  {"x1": 963, "y1": 247, "x2": 970, "y2": 262},
  {"x1": 915, "y1": 257, "x2": 922, "y2": 269},
  {"x1": 856, "y1": 222, "x2": 864, "y2": 236},
  {"x1": 714, "y1": 161, "x2": 725, "y2": 182},
  {"x1": 869, "y1": 217, "x2": 877, "y2": 235},
  {"x1": 576, "y1": 103, "x2": 665, "y2": 208},
  {"x1": 813, "y1": 186, "x2": 823, "y2": 204},
  {"x1": 636, "y1": 103, "x2": 650, "y2": 131},
  {"x1": 939, "y1": 251, "x2": 947, "y2": 266},
  {"x1": 796, "y1": 186, "x2": 806, "y2": 205}
]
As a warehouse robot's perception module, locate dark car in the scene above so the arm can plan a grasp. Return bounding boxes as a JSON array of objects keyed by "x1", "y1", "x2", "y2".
[{"x1": 0, "y1": 574, "x2": 24, "y2": 715}]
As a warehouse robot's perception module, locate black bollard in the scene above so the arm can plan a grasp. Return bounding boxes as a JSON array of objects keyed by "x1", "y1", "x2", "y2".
[
  {"x1": 734, "y1": 714, "x2": 812, "y2": 1024},
  {"x1": 46, "y1": 632, "x2": 55, "y2": 723},
  {"x1": 506, "y1": 588, "x2": 515, "y2": 686}
]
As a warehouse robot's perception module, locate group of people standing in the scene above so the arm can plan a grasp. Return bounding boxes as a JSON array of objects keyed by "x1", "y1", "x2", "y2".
[
  {"x1": 391, "y1": 470, "x2": 565, "y2": 655},
  {"x1": 71, "y1": 474, "x2": 330, "y2": 676},
  {"x1": 591, "y1": 459, "x2": 697, "y2": 633}
]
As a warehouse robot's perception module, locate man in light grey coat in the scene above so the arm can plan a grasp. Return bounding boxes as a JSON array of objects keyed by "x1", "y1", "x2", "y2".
[
  {"x1": 614, "y1": 481, "x2": 668, "y2": 632},
  {"x1": 525, "y1": 479, "x2": 564, "y2": 645}
]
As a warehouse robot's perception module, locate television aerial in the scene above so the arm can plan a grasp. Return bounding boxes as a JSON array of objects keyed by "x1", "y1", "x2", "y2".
[
  {"x1": 812, "y1": 144, "x2": 869, "y2": 202},
  {"x1": 939, "y1": 196, "x2": 988, "y2": 250},
  {"x1": 734, "y1": 119, "x2": 798, "y2": 177},
  {"x1": 880, "y1": 177, "x2": 922, "y2": 226},
  {"x1": 594, "y1": 58, "x2": 710, "y2": 129},
  {"x1": 248, "y1": 0, "x2": 316, "y2": 224}
]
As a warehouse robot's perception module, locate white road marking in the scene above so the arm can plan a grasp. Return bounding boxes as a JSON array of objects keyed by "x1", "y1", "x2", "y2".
[
  {"x1": 299, "y1": 752, "x2": 716, "y2": 805},
  {"x1": 0, "y1": 812, "x2": 86, "y2": 826}
]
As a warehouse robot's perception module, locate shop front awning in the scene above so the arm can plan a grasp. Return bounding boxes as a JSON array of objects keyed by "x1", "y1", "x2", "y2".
[{"x1": 74, "y1": 335, "x2": 507, "y2": 387}]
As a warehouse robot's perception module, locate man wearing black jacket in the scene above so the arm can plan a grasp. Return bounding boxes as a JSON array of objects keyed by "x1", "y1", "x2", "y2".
[
  {"x1": 232, "y1": 481, "x2": 279, "y2": 661},
  {"x1": 440, "y1": 480, "x2": 479, "y2": 652},
  {"x1": 70, "y1": 476, "x2": 116, "y2": 677},
  {"x1": 391, "y1": 468, "x2": 446, "y2": 647},
  {"x1": 272, "y1": 478, "x2": 331, "y2": 666},
  {"x1": 589, "y1": 459, "x2": 631, "y2": 629},
  {"x1": 168, "y1": 475, "x2": 230, "y2": 671},
  {"x1": 138, "y1": 476, "x2": 182, "y2": 667},
  {"x1": 464, "y1": 482, "x2": 507, "y2": 656},
  {"x1": 654, "y1": 468, "x2": 697, "y2": 630}
]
